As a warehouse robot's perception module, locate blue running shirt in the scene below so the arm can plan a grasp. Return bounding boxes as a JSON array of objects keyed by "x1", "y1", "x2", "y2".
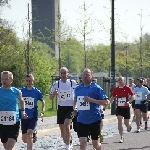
[
  {"x1": 134, "y1": 86, "x2": 150, "y2": 104},
  {"x1": 20, "y1": 87, "x2": 44, "y2": 119},
  {"x1": 75, "y1": 82, "x2": 108, "y2": 124},
  {"x1": 0, "y1": 87, "x2": 20, "y2": 124}
]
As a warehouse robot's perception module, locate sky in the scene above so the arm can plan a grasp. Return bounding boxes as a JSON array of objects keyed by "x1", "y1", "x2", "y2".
[{"x1": 1, "y1": 0, "x2": 150, "y2": 45}]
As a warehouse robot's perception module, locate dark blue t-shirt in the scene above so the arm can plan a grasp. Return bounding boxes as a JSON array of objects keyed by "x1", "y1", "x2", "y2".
[
  {"x1": 20, "y1": 87, "x2": 44, "y2": 119},
  {"x1": 75, "y1": 82, "x2": 108, "y2": 124}
]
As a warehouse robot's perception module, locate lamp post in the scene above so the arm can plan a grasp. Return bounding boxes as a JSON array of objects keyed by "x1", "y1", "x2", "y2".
[
  {"x1": 26, "y1": 3, "x2": 31, "y2": 74},
  {"x1": 58, "y1": 0, "x2": 61, "y2": 71},
  {"x1": 111, "y1": 0, "x2": 116, "y2": 115}
]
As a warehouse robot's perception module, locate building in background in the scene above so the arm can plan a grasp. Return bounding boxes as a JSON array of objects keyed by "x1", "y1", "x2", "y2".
[{"x1": 31, "y1": 0, "x2": 60, "y2": 58}]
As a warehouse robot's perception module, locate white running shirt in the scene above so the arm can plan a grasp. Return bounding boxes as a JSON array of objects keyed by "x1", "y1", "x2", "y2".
[{"x1": 50, "y1": 79, "x2": 77, "y2": 106}]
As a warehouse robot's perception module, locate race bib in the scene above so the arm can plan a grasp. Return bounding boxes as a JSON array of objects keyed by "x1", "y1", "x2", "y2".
[
  {"x1": 118, "y1": 97, "x2": 126, "y2": 106},
  {"x1": 23, "y1": 97, "x2": 34, "y2": 109},
  {"x1": 135, "y1": 92, "x2": 142, "y2": 100},
  {"x1": 77, "y1": 96, "x2": 90, "y2": 110},
  {"x1": 0, "y1": 111, "x2": 16, "y2": 125},
  {"x1": 59, "y1": 90, "x2": 71, "y2": 101}
]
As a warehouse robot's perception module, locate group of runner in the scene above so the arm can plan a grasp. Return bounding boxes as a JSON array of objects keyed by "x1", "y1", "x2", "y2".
[
  {"x1": 110, "y1": 76, "x2": 150, "y2": 143},
  {"x1": 50, "y1": 67, "x2": 109, "y2": 150},
  {"x1": 1, "y1": 68, "x2": 150, "y2": 150},
  {"x1": 0, "y1": 71, "x2": 45, "y2": 150}
]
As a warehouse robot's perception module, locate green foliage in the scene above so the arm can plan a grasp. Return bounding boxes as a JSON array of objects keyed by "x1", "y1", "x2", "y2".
[
  {"x1": 87, "y1": 44, "x2": 111, "y2": 72},
  {"x1": 0, "y1": 26, "x2": 58, "y2": 94},
  {"x1": 38, "y1": 95, "x2": 57, "y2": 117},
  {"x1": 61, "y1": 38, "x2": 84, "y2": 74}
]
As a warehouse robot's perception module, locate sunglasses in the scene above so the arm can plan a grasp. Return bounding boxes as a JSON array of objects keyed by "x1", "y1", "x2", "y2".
[{"x1": 60, "y1": 72, "x2": 67, "y2": 74}]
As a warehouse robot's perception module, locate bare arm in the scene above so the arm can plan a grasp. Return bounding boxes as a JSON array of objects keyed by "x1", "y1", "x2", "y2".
[
  {"x1": 49, "y1": 89, "x2": 58, "y2": 100},
  {"x1": 19, "y1": 91, "x2": 25, "y2": 112},
  {"x1": 73, "y1": 99, "x2": 77, "y2": 110},
  {"x1": 18, "y1": 91, "x2": 27, "y2": 118},
  {"x1": 128, "y1": 95, "x2": 135, "y2": 103},
  {"x1": 72, "y1": 99, "x2": 77, "y2": 116},
  {"x1": 40, "y1": 100, "x2": 45, "y2": 122},
  {"x1": 41, "y1": 100, "x2": 45, "y2": 112},
  {"x1": 110, "y1": 96, "x2": 115, "y2": 104}
]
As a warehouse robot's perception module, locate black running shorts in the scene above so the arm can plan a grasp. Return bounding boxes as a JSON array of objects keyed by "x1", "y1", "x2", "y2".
[
  {"x1": 57, "y1": 105, "x2": 73, "y2": 124},
  {"x1": 116, "y1": 107, "x2": 130, "y2": 119},
  {"x1": 135, "y1": 104, "x2": 148, "y2": 113},
  {"x1": 77, "y1": 121, "x2": 100, "y2": 140},
  {"x1": 0, "y1": 121, "x2": 20, "y2": 143}
]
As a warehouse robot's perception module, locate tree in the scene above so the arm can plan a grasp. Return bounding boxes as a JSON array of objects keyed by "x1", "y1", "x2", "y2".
[
  {"x1": 61, "y1": 38, "x2": 84, "y2": 74},
  {"x1": 74, "y1": 1, "x2": 95, "y2": 68}
]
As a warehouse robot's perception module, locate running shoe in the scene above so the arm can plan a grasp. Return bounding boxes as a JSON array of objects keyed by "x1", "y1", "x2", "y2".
[
  {"x1": 70, "y1": 143, "x2": 73, "y2": 149},
  {"x1": 127, "y1": 125, "x2": 132, "y2": 132},
  {"x1": 119, "y1": 137, "x2": 124, "y2": 143},
  {"x1": 87, "y1": 135, "x2": 90, "y2": 142},
  {"x1": 100, "y1": 134, "x2": 104, "y2": 143},
  {"x1": 136, "y1": 128, "x2": 140, "y2": 133},
  {"x1": 33, "y1": 129, "x2": 37, "y2": 143}
]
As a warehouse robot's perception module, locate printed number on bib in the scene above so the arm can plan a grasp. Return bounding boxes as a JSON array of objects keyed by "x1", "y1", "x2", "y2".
[
  {"x1": 135, "y1": 92, "x2": 142, "y2": 100},
  {"x1": 77, "y1": 96, "x2": 90, "y2": 110},
  {"x1": 0, "y1": 111, "x2": 16, "y2": 125},
  {"x1": 59, "y1": 90, "x2": 71, "y2": 101},
  {"x1": 23, "y1": 97, "x2": 34, "y2": 109},
  {"x1": 118, "y1": 97, "x2": 126, "y2": 106}
]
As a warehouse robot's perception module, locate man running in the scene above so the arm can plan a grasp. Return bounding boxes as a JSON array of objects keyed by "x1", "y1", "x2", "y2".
[
  {"x1": 73, "y1": 68, "x2": 109, "y2": 150},
  {"x1": 20, "y1": 74, "x2": 45, "y2": 150},
  {"x1": 110, "y1": 76, "x2": 135, "y2": 143},
  {"x1": 134, "y1": 78, "x2": 150, "y2": 133},
  {"x1": 50, "y1": 67, "x2": 77, "y2": 150},
  {"x1": 0, "y1": 71, "x2": 27, "y2": 150}
]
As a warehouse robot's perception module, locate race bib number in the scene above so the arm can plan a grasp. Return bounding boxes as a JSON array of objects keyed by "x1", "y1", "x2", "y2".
[
  {"x1": 0, "y1": 111, "x2": 16, "y2": 125},
  {"x1": 23, "y1": 97, "x2": 34, "y2": 109},
  {"x1": 118, "y1": 97, "x2": 126, "y2": 106},
  {"x1": 135, "y1": 92, "x2": 142, "y2": 100},
  {"x1": 77, "y1": 96, "x2": 90, "y2": 110},
  {"x1": 59, "y1": 90, "x2": 71, "y2": 101}
]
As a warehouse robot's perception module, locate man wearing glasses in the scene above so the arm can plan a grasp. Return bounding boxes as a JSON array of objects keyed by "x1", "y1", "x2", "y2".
[
  {"x1": 20, "y1": 74, "x2": 45, "y2": 150},
  {"x1": 110, "y1": 76, "x2": 135, "y2": 143},
  {"x1": 50, "y1": 67, "x2": 77, "y2": 150}
]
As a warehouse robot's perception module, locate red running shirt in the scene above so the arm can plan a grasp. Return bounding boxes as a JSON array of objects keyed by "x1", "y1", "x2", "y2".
[{"x1": 112, "y1": 85, "x2": 134, "y2": 108}]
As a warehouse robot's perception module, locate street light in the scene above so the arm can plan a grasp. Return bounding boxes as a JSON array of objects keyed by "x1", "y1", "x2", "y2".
[{"x1": 110, "y1": 0, "x2": 116, "y2": 115}]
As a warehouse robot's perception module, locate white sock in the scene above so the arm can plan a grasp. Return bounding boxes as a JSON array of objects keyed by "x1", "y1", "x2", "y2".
[{"x1": 66, "y1": 145, "x2": 70, "y2": 148}]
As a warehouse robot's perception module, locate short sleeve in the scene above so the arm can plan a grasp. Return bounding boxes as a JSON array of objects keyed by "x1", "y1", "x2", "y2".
[{"x1": 50, "y1": 81, "x2": 58, "y2": 95}]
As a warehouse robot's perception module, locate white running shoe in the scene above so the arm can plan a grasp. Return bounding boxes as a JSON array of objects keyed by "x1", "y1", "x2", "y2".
[
  {"x1": 70, "y1": 143, "x2": 73, "y2": 149},
  {"x1": 136, "y1": 128, "x2": 140, "y2": 133},
  {"x1": 119, "y1": 137, "x2": 124, "y2": 143}
]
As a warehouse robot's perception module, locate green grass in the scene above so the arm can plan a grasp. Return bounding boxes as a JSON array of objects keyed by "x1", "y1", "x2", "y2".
[{"x1": 37, "y1": 95, "x2": 57, "y2": 117}]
